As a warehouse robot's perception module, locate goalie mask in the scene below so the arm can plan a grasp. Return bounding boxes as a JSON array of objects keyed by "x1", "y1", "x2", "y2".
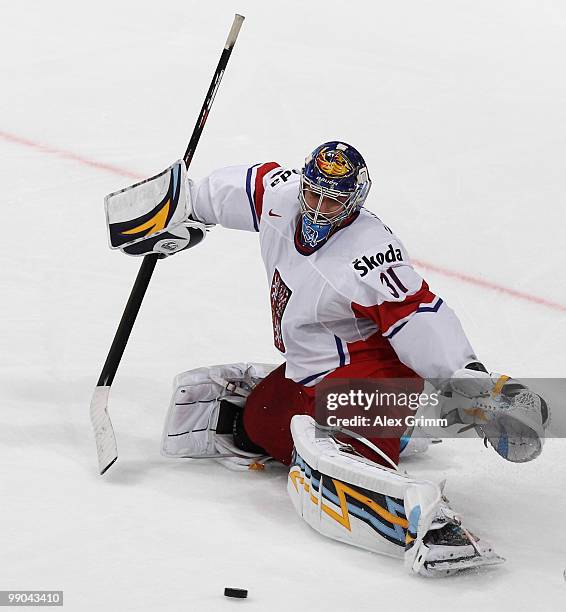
[{"x1": 299, "y1": 141, "x2": 371, "y2": 250}]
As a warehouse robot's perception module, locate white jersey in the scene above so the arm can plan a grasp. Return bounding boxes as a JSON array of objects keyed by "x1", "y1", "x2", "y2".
[{"x1": 190, "y1": 163, "x2": 477, "y2": 386}]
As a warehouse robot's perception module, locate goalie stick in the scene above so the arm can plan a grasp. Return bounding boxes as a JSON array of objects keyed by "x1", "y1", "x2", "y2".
[{"x1": 90, "y1": 14, "x2": 245, "y2": 475}]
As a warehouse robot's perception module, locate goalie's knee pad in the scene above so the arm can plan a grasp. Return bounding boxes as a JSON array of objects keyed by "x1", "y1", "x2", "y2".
[{"x1": 161, "y1": 362, "x2": 276, "y2": 464}]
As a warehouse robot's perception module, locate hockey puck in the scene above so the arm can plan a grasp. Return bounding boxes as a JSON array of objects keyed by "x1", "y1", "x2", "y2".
[{"x1": 224, "y1": 588, "x2": 248, "y2": 599}]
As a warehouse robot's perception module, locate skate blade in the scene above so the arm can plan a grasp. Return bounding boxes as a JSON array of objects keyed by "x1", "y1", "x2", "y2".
[{"x1": 426, "y1": 552, "x2": 505, "y2": 575}]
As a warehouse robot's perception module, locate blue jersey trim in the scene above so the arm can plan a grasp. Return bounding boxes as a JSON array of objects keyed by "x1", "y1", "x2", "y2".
[
  {"x1": 297, "y1": 370, "x2": 331, "y2": 386},
  {"x1": 334, "y1": 335, "x2": 346, "y2": 367},
  {"x1": 416, "y1": 298, "x2": 443, "y2": 313},
  {"x1": 385, "y1": 321, "x2": 408, "y2": 339},
  {"x1": 384, "y1": 298, "x2": 444, "y2": 339},
  {"x1": 245, "y1": 164, "x2": 260, "y2": 232}
]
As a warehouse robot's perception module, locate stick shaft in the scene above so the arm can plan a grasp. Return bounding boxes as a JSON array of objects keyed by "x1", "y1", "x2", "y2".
[
  {"x1": 99, "y1": 14, "x2": 245, "y2": 388},
  {"x1": 184, "y1": 14, "x2": 245, "y2": 167},
  {"x1": 91, "y1": 14, "x2": 245, "y2": 474},
  {"x1": 96, "y1": 253, "x2": 158, "y2": 387}
]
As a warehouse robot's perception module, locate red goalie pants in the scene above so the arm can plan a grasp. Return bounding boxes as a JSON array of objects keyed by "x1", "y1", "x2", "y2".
[{"x1": 243, "y1": 362, "x2": 421, "y2": 469}]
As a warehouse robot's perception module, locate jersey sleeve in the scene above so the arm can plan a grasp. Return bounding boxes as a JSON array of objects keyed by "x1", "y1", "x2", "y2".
[
  {"x1": 350, "y1": 239, "x2": 477, "y2": 381},
  {"x1": 190, "y1": 162, "x2": 281, "y2": 232}
]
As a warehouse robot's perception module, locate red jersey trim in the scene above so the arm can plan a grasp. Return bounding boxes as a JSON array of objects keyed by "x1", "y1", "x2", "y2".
[
  {"x1": 352, "y1": 280, "x2": 438, "y2": 335},
  {"x1": 253, "y1": 162, "x2": 280, "y2": 221}
]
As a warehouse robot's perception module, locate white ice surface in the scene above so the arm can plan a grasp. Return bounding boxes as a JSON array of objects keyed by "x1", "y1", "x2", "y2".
[{"x1": 1, "y1": 1, "x2": 566, "y2": 610}]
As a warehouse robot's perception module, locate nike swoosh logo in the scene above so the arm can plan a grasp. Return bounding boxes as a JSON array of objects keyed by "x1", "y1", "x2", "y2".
[{"x1": 268, "y1": 209, "x2": 282, "y2": 217}]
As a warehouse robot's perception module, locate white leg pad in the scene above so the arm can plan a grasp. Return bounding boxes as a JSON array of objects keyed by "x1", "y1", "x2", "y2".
[
  {"x1": 161, "y1": 362, "x2": 277, "y2": 458},
  {"x1": 287, "y1": 415, "x2": 442, "y2": 571}
]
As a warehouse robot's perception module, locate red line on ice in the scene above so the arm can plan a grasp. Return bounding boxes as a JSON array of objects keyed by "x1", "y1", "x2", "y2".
[
  {"x1": 2, "y1": 128, "x2": 565, "y2": 314},
  {"x1": 0, "y1": 129, "x2": 142, "y2": 180},
  {"x1": 413, "y1": 259, "x2": 566, "y2": 313}
]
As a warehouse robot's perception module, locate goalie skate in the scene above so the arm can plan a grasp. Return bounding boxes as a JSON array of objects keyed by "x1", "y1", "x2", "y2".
[
  {"x1": 413, "y1": 517, "x2": 505, "y2": 577},
  {"x1": 214, "y1": 433, "x2": 271, "y2": 471}
]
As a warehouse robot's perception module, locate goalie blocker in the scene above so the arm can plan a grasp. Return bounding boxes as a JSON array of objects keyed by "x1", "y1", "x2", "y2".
[{"x1": 105, "y1": 160, "x2": 208, "y2": 257}]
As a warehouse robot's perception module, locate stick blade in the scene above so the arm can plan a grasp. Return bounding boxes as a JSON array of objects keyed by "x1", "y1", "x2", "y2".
[{"x1": 90, "y1": 385, "x2": 118, "y2": 474}]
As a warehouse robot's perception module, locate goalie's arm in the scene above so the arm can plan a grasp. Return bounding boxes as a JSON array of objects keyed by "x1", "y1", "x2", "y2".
[
  {"x1": 351, "y1": 249, "x2": 478, "y2": 384},
  {"x1": 191, "y1": 162, "x2": 281, "y2": 232}
]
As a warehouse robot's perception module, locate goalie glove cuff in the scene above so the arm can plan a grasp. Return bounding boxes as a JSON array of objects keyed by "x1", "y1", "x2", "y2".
[
  {"x1": 105, "y1": 160, "x2": 209, "y2": 257},
  {"x1": 123, "y1": 219, "x2": 207, "y2": 257},
  {"x1": 450, "y1": 365, "x2": 495, "y2": 399}
]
